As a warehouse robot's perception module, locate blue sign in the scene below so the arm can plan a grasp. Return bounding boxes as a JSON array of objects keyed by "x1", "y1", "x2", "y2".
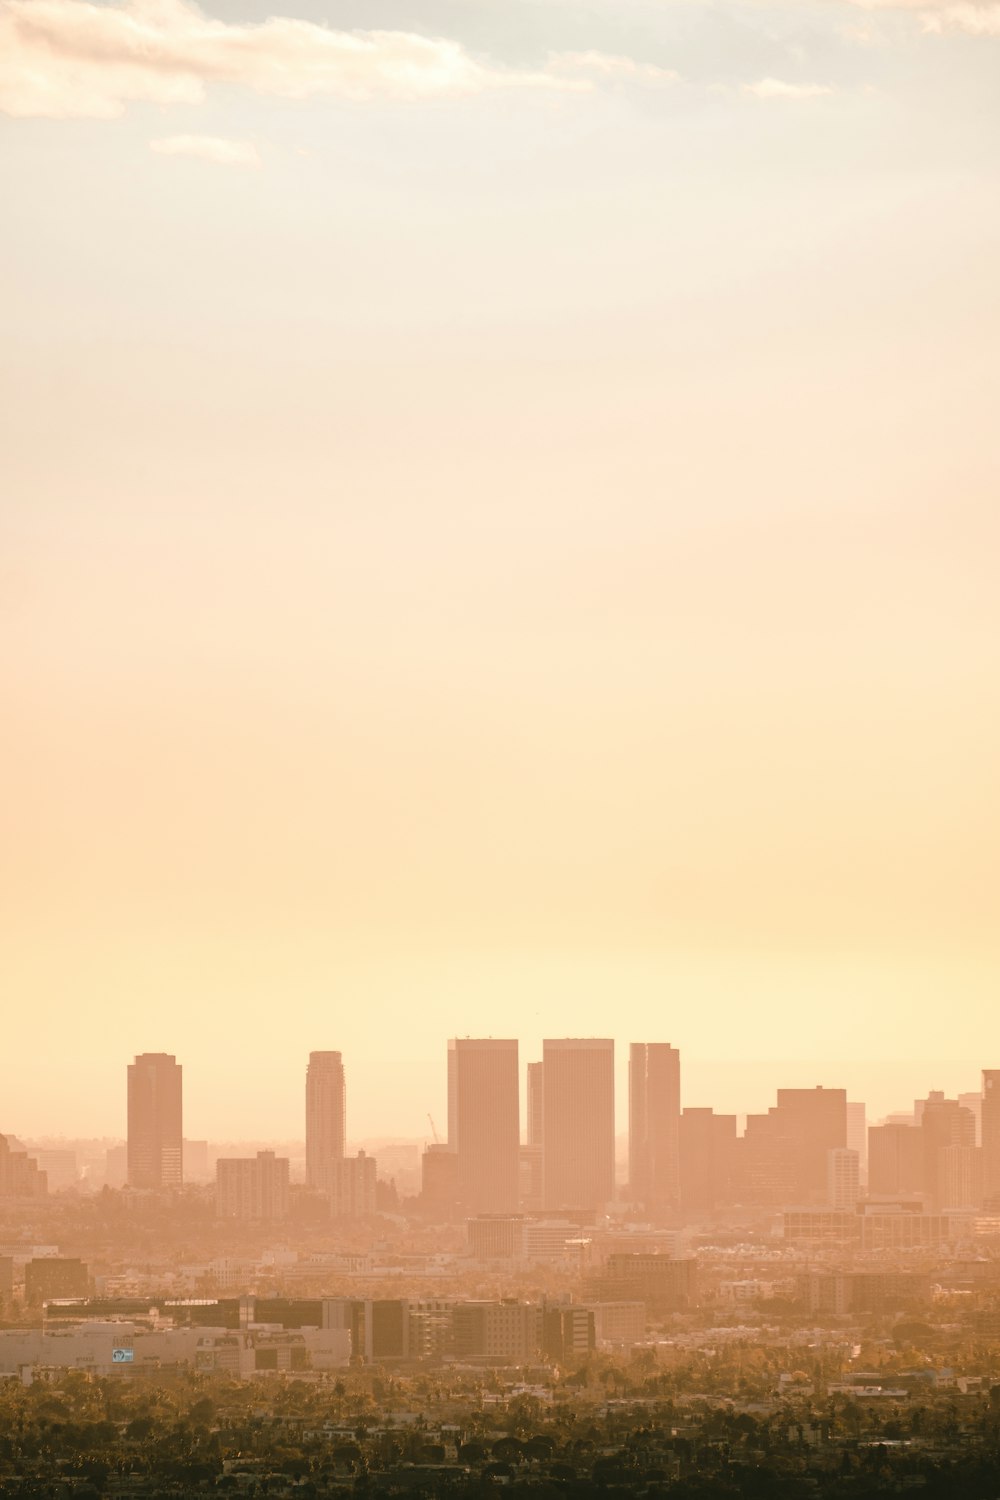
[{"x1": 112, "y1": 1348, "x2": 134, "y2": 1363}]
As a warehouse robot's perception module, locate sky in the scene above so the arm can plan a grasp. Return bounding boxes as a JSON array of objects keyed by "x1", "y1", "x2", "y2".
[{"x1": 1, "y1": 0, "x2": 999, "y2": 1143}]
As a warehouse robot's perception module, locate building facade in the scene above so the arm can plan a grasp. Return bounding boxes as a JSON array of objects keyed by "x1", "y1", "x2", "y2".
[
  {"x1": 447, "y1": 1038, "x2": 520, "y2": 1215},
  {"x1": 629, "y1": 1042, "x2": 681, "y2": 1215},
  {"x1": 127, "y1": 1053, "x2": 182, "y2": 1190},
  {"x1": 305, "y1": 1051, "x2": 346, "y2": 1192},
  {"x1": 542, "y1": 1038, "x2": 615, "y2": 1212}
]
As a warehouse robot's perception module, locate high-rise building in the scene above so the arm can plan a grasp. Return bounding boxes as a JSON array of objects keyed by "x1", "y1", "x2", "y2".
[
  {"x1": 775, "y1": 1087, "x2": 847, "y2": 1198},
  {"x1": 679, "y1": 1108, "x2": 737, "y2": 1216},
  {"x1": 447, "y1": 1039, "x2": 520, "y2": 1214},
  {"x1": 127, "y1": 1053, "x2": 183, "y2": 1189},
  {"x1": 846, "y1": 1102, "x2": 868, "y2": 1183},
  {"x1": 919, "y1": 1093, "x2": 976, "y2": 1212},
  {"x1": 0, "y1": 1135, "x2": 47, "y2": 1199},
  {"x1": 937, "y1": 1145, "x2": 983, "y2": 1211},
  {"x1": 958, "y1": 1091, "x2": 983, "y2": 1145},
  {"x1": 827, "y1": 1147, "x2": 860, "y2": 1210},
  {"x1": 331, "y1": 1150, "x2": 378, "y2": 1219},
  {"x1": 217, "y1": 1151, "x2": 290, "y2": 1221},
  {"x1": 527, "y1": 1061, "x2": 545, "y2": 1148},
  {"x1": 421, "y1": 1144, "x2": 459, "y2": 1218},
  {"x1": 629, "y1": 1043, "x2": 681, "y2": 1215},
  {"x1": 868, "y1": 1123, "x2": 923, "y2": 1196},
  {"x1": 542, "y1": 1039, "x2": 615, "y2": 1211},
  {"x1": 305, "y1": 1051, "x2": 346, "y2": 1192},
  {"x1": 738, "y1": 1086, "x2": 846, "y2": 1205},
  {"x1": 983, "y1": 1071, "x2": 1000, "y2": 1204}
]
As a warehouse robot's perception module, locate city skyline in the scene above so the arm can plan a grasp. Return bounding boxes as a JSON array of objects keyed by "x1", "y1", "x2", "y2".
[
  {"x1": 2, "y1": 1039, "x2": 999, "y2": 1144},
  {"x1": 3, "y1": 0, "x2": 1000, "y2": 1147}
]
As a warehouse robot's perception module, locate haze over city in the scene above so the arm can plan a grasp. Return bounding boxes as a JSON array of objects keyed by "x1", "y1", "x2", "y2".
[
  {"x1": 3, "y1": 4, "x2": 1000, "y2": 1487},
  {"x1": 3, "y1": 0, "x2": 999, "y2": 1133}
]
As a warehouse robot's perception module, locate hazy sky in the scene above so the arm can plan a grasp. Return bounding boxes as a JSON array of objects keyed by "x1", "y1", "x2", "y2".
[{"x1": 2, "y1": 0, "x2": 999, "y2": 1141}]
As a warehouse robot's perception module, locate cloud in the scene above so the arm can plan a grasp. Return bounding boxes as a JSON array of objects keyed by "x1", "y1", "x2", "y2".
[
  {"x1": 0, "y1": 0, "x2": 583, "y2": 120},
  {"x1": 921, "y1": 2, "x2": 1000, "y2": 31},
  {"x1": 549, "y1": 50, "x2": 679, "y2": 85},
  {"x1": 842, "y1": 0, "x2": 1000, "y2": 29},
  {"x1": 150, "y1": 133, "x2": 260, "y2": 166},
  {"x1": 744, "y1": 77, "x2": 834, "y2": 99}
]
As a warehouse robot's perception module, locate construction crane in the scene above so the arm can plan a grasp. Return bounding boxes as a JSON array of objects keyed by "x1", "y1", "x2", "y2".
[{"x1": 426, "y1": 1114, "x2": 441, "y2": 1145}]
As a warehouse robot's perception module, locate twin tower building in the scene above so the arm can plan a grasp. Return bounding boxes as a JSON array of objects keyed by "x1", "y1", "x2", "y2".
[
  {"x1": 126, "y1": 1050, "x2": 354, "y2": 1193},
  {"x1": 126, "y1": 1040, "x2": 682, "y2": 1216},
  {"x1": 444, "y1": 1038, "x2": 680, "y2": 1217}
]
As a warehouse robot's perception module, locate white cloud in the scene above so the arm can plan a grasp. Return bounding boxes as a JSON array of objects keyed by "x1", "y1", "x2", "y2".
[
  {"x1": 843, "y1": 0, "x2": 1000, "y2": 28},
  {"x1": 744, "y1": 77, "x2": 834, "y2": 99},
  {"x1": 549, "y1": 50, "x2": 679, "y2": 85},
  {"x1": 150, "y1": 133, "x2": 260, "y2": 166},
  {"x1": 0, "y1": 0, "x2": 584, "y2": 120},
  {"x1": 921, "y1": 2, "x2": 1000, "y2": 31}
]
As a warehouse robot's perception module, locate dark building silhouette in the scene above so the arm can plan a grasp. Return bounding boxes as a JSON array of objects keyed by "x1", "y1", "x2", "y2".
[
  {"x1": 305, "y1": 1051, "x2": 346, "y2": 1191},
  {"x1": 629, "y1": 1042, "x2": 681, "y2": 1215},
  {"x1": 542, "y1": 1038, "x2": 615, "y2": 1211},
  {"x1": 127, "y1": 1053, "x2": 182, "y2": 1189},
  {"x1": 25, "y1": 1257, "x2": 89, "y2": 1304}
]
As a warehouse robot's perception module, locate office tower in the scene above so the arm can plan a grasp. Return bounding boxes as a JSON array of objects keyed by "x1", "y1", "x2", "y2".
[
  {"x1": 958, "y1": 1091, "x2": 983, "y2": 1146},
  {"x1": 216, "y1": 1150, "x2": 290, "y2": 1221},
  {"x1": 527, "y1": 1061, "x2": 545, "y2": 1148},
  {"x1": 846, "y1": 1102, "x2": 867, "y2": 1183},
  {"x1": 920, "y1": 1094, "x2": 976, "y2": 1211},
  {"x1": 868, "y1": 1123, "x2": 923, "y2": 1196},
  {"x1": 0, "y1": 1134, "x2": 47, "y2": 1199},
  {"x1": 447, "y1": 1039, "x2": 519, "y2": 1214},
  {"x1": 629, "y1": 1043, "x2": 681, "y2": 1215},
  {"x1": 983, "y1": 1071, "x2": 1000, "y2": 1203},
  {"x1": 827, "y1": 1148, "x2": 860, "y2": 1210},
  {"x1": 127, "y1": 1053, "x2": 183, "y2": 1189},
  {"x1": 421, "y1": 1143, "x2": 459, "y2": 1217},
  {"x1": 331, "y1": 1150, "x2": 378, "y2": 1218},
  {"x1": 775, "y1": 1088, "x2": 847, "y2": 1197},
  {"x1": 542, "y1": 1038, "x2": 615, "y2": 1211},
  {"x1": 938, "y1": 1144, "x2": 983, "y2": 1212},
  {"x1": 679, "y1": 1107, "x2": 737, "y2": 1216},
  {"x1": 739, "y1": 1086, "x2": 846, "y2": 1205},
  {"x1": 305, "y1": 1051, "x2": 346, "y2": 1192}
]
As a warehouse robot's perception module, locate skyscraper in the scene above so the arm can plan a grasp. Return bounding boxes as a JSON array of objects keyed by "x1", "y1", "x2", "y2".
[
  {"x1": 679, "y1": 1107, "x2": 736, "y2": 1215},
  {"x1": 629, "y1": 1042, "x2": 681, "y2": 1215},
  {"x1": 827, "y1": 1147, "x2": 860, "y2": 1210},
  {"x1": 919, "y1": 1093, "x2": 976, "y2": 1212},
  {"x1": 868, "y1": 1122, "x2": 923, "y2": 1196},
  {"x1": 527, "y1": 1061, "x2": 545, "y2": 1149},
  {"x1": 542, "y1": 1038, "x2": 614, "y2": 1211},
  {"x1": 983, "y1": 1070, "x2": 1000, "y2": 1204},
  {"x1": 127, "y1": 1053, "x2": 182, "y2": 1189},
  {"x1": 216, "y1": 1150, "x2": 290, "y2": 1220},
  {"x1": 447, "y1": 1038, "x2": 520, "y2": 1214},
  {"x1": 306, "y1": 1051, "x2": 346, "y2": 1192}
]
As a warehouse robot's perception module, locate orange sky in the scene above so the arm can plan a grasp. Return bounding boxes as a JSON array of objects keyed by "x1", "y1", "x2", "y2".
[{"x1": 2, "y1": 0, "x2": 999, "y2": 1139}]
